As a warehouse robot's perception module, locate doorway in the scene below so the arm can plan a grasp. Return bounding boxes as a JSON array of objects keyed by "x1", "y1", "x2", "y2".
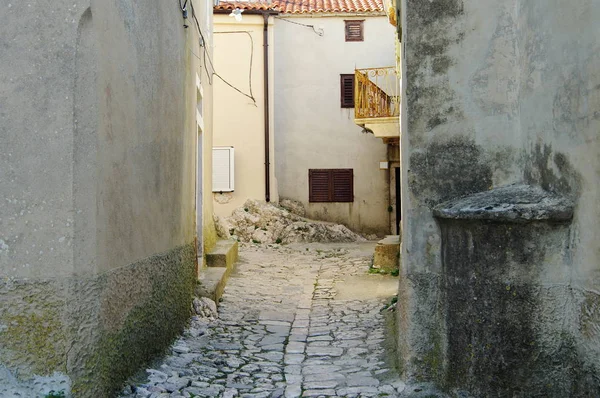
[
  {"x1": 395, "y1": 167, "x2": 401, "y2": 235},
  {"x1": 196, "y1": 127, "x2": 203, "y2": 262}
]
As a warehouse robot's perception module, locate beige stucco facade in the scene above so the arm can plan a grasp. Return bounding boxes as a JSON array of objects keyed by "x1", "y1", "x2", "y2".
[
  {"x1": 212, "y1": 13, "x2": 278, "y2": 217},
  {"x1": 274, "y1": 14, "x2": 396, "y2": 235},
  {"x1": 0, "y1": 1, "x2": 213, "y2": 395}
]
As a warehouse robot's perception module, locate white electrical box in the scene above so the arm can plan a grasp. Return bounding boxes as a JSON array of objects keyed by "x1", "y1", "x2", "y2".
[
  {"x1": 213, "y1": 147, "x2": 235, "y2": 192},
  {"x1": 379, "y1": 161, "x2": 389, "y2": 170}
]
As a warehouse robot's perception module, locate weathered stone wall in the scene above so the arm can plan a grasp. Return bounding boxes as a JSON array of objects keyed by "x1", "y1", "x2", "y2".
[
  {"x1": 398, "y1": 0, "x2": 600, "y2": 394},
  {"x1": 0, "y1": 1, "x2": 204, "y2": 396}
]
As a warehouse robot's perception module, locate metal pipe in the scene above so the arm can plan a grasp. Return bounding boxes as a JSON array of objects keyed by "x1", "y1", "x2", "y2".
[{"x1": 263, "y1": 12, "x2": 271, "y2": 202}]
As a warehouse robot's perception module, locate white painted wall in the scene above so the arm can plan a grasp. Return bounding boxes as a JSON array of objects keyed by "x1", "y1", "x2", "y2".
[{"x1": 274, "y1": 14, "x2": 396, "y2": 234}]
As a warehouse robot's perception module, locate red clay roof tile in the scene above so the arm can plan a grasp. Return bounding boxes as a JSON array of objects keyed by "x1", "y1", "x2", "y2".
[
  {"x1": 214, "y1": 1, "x2": 276, "y2": 12},
  {"x1": 214, "y1": 0, "x2": 384, "y2": 14}
]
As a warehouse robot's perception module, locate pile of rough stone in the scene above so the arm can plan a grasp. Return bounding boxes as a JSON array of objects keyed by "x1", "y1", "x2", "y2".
[
  {"x1": 192, "y1": 297, "x2": 218, "y2": 322},
  {"x1": 214, "y1": 199, "x2": 366, "y2": 245}
]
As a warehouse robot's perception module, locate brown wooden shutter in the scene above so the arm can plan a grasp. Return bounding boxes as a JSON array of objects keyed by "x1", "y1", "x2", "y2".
[
  {"x1": 309, "y1": 169, "x2": 331, "y2": 202},
  {"x1": 345, "y1": 20, "x2": 364, "y2": 42},
  {"x1": 340, "y1": 74, "x2": 355, "y2": 108},
  {"x1": 332, "y1": 169, "x2": 353, "y2": 202},
  {"x1": 309, "y1": 169, "x2": 354, "y2": 203}
]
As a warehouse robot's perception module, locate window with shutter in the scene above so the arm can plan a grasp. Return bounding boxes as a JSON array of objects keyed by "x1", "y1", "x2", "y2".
[
  {"x1": 213, "y1": 147, "x2": 235, "y2": 192},
  {"x1": 309, "y1": 169, "x2": 354, "y2": 203},
  {"x1": 332, "y1": 169, "x2": 353, "y2": 202},
  {"x1": 345, "y1": 20, "x2": 364, "y2": 42},
  {"x1": 340, "y1": 74, "x2": 355, "y2": 108}
]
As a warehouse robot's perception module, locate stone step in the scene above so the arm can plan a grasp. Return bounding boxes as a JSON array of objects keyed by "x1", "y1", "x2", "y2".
[
  {"x1": 206, "y1": 239, "x2": 239, "y2": 268},
  {"x1": 373, "y1": 235, "x2": 400, "y2": 273},
  {"x1": 197, "y1": 239, "x2": 239, "y2": 303},
  {"x1": 196, "y1": 267, "x2": 230, "y2": 303}
]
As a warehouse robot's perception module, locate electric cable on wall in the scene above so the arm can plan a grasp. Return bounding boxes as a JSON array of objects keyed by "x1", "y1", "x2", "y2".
[
  {"x1": 214, "y1": 31, "x2": 256, "y2": 104},
  {"x1": 274, "y1": 16, "x2": 324, "y2": 36},
  {"x1": 184, "y1": 0, "x2": 257, "y2": 104}
]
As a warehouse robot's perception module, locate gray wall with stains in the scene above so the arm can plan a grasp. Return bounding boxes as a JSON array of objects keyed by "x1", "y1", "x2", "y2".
[
  {"x1": 0, "y1": 1, "x2": 205, "y2": 395},
  {"x1": 398, "y1": 0, "x2": 600, "y2": 394}
]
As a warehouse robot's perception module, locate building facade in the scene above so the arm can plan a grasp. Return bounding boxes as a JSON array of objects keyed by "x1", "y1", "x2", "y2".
[
  {"x1": 212, "y1": 4, "x2": 279, "y2": 218},
  {"x1": 0, "y1": 1, "x2": 213, "y2": 395},
  {"x1": 213, "y1": 0, "x2": 396, "y2": 235},
  {"x1": 274, "y1": 2, "x2": 397, "y2": 235}
]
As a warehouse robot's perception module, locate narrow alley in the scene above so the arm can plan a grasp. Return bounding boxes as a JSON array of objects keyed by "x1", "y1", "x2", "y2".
[{"x1": 120, "y1": 243, "x2": 442, "y2": 398}]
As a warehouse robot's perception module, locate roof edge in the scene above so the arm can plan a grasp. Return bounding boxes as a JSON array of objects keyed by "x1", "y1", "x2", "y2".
[
  {"x1": 214, "y1": 8, "x2": 279, "y2": 15},
  {"x1": 276, "y1": 11, "x2": 386, "y2": 17}
]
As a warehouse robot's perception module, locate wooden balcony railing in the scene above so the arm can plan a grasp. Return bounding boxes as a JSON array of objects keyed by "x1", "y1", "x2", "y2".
[{"x1": 355, "y1": 67, "x2": 400, "y2": 119}]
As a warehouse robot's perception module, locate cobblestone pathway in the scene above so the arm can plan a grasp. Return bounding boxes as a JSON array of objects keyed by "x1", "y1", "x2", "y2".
[{"x1": 121, "y1": 243, "x2": 443, "y2": 398}]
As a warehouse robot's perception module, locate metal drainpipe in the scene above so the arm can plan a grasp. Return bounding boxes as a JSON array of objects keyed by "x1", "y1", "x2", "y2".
[{"x1": 263, "y1": 12, "x2": 271, "y2": 202}]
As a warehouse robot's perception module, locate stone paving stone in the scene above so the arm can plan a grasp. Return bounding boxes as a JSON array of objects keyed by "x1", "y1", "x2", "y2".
[
  {"x1": 346, "y1": 376, "x2": 380, "y2": 387},
  {"x1": 258, "y1": 335, "x2": 286, "y2": 346},
  {"x1": 303, "y1": 372, "x2": 345, "y2": 384},
  {"x1": 285, "y1": 365, "x2": 302, "y2": 375},
  {"x1": 306, "y1": 346, "x2": 343, "y2": 357},
  {"x1": 302, "y1": 365, "x2": 342, "y2": 375},
  {"x1": 302, "y1": 389, "x2": 337, "y2": 397},
  {"x1": 336, "y1": 386, "x2": 379, "y2": 396},
  {"x1": 285, "y1": 374, "x2": 303, "y2": 384},
  {"x1": 119, "y1": 244, "x2": 447, "y2": 398},
  {"x1": 284, "y1": 354, "x2": 305, "y2": 365},
  {"x1": 291, "y1": 319, "x2": 310, "y2": 328},
  {"x1": 290, "y1": 326, "x2": 309, "y2": 335},
  {"x1": 285, "y1": 384, "x2": 302, "y2": 398},
  {"x1": 307, "y1": 335, "x2": 333, "y2": 342},
  {"x1": 285, "y1": 341, "x2": 306, "y2": 354},
  {"x1": 288, "y1": 333, "x2": 308, "y2": 342}
]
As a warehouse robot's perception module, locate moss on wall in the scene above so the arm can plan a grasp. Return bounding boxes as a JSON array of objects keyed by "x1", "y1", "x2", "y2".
[
  {"x1": 0, "y1": 243, "x2": 197, "y2": 397},
  {"x1": 0, "y1": 280, "x2": 68, "y2": 378},
  {"x1": 400, "y1": 272, "x2": 445, "y2": 381},
  {"x1": 203, "y1": 221, "x2": 218, "y2": 257},
  {"x1": 71, "y1": 243, "x2": 196, "y2": 397}
]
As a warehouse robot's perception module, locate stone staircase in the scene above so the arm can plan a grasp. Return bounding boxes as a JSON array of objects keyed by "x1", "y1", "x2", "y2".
[{"x1": 196, "y1": 239, "x2": 239, "y2": 303}]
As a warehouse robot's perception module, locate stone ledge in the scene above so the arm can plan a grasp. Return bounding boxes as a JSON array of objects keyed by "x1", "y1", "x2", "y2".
[
  {"x1": 373, "y1": 235, "x2": 400, "y2": 273},
  {"x1": 433, "y1": 184, "x2": 574, "y2": 223},
  {"x1": 206, "y1": 239, "x2": 239, "y2": 268},
  {"x1": 198, "y1": 239, "x2": 239, "y2": 303},
  {"x1": 196, "y1": 267, "x2": 229, "y2": 303}
]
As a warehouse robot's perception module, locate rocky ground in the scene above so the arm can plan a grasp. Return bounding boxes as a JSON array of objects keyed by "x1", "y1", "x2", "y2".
[
  {"x1": 214, "y1": 200, "x2": 377, "y2": 245},
  {"x1": 120, "y1": 243, "x2": 447, "y2": 398}
]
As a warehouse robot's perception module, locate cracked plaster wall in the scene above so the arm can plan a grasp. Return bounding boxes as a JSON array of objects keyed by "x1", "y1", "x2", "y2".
[
  {"x1": 398, "y1": 0, "x2": 600, "y2": 394},
  {"x1": 0, "y1": 1, "x2": 204, "y2": 396}
]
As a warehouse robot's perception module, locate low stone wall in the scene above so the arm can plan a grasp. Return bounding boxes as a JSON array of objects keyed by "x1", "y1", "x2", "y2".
[{"x1": 373, "y1": 235, "x2": 401, "y2": 273}]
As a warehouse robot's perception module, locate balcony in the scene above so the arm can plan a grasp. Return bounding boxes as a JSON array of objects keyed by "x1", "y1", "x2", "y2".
[{"x1": 354, "y1": 67, "x2": 400, "y2": 142}]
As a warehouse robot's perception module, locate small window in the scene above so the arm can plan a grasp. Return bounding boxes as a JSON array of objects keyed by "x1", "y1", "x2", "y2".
[
  {"x1": 309, "y1": 169, "x2": 354, "y2": 203},
  {"x1": 340, "y1": 74, "x2": 355, "y2": 108},
  {"x1": 213, "y1": 147, "x2": 235, "y2": 192},
  {"x1": 345, "y1": 20, "x2": 364, "y2": 42}
]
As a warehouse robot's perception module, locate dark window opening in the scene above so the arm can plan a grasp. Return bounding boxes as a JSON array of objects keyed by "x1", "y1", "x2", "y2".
[
  {"x1": 309, "y1": 169, "x2": 354, "y2": 203},
  {"x1": 340, "y1": 74, "x2": 355, "y2": 108},
  {"x1": 345, "y1": 20, "x2": 364, "y2": 42}
]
